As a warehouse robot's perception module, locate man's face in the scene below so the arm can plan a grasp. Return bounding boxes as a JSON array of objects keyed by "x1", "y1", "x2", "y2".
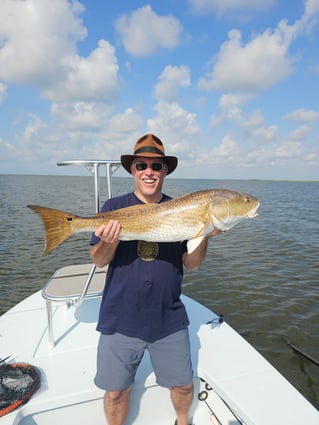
[{"x1": 131, "y1": 157, "x2": 168, "y2": 203}]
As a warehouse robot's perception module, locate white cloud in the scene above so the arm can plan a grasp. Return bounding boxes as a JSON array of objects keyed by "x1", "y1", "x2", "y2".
[
  {"x1": 275, "y1": 141, "x2": 303, "y2": 158},
  {"x1": 245, "y1": 147, "x2": 270, "y2": 164},
  {"x1": 51, "y1": 102, "x2": 113, "y2": 130},
  {"x1": 43, "y1": 40, "x2": 120, "y2": 102},
  {"x1": 188, "y1": 0, "x2": 276, "y2": 16},
  {"x1": 284, "y1": 108, "x2": 319, "y2": 122},
  {"x1": 218, "y1": 93, "x2": 248, "y2": 120},
  {"x1": 198, "y1": 22, "x2": 295, "y2": 94},
  {"x1": 49, "y1": 103, "x2": 143, "y2": 152},
  {"x1": 0, "y1": 137, "x2": 15, "y2": 159},
  {"x1": 243, "y1": 139, "x2": 304, "y2": 168},
  {"x1": 154, "y1": 65, "x2": 191, "y2": 102},
  {"x1": 242, "y1": 110, "x2": 265, "y2": 127},
  {"x1": 194, "y1": 134, "x2": 241, "y2": 168},
  {"x1": 0, "y1": 82, "x2": 7, "y2": 103},
  {"x1": 208, "y1": 93, "x2": 250, "y2": 127},
  {"x1": 305, "y1": 150, "x2": 319, "y2": 166},
  {"x1": 0, "y1": 1, "x2": 120, "y2": 103},
  {"x1": 107, "y1": 108, "x2": 144, "y2": 135},
  {"x1": 148, "y1": 102, "x2": 200, "y2": 137},
  {"x1": 115, "y1": 5, "x2": 183, "y2": 57},
  {"x1": 0, "y1": 0, "x2": 86, "y2": 84},
  {"x1": 298, "y1": 0, "x2": 319, "y2": 32},
  {"x1": 23, "y1": 115, "x2": 47, "y2": 140},
  {"x1": 211, "y1": 134, "x2": 240, "y2": 160},
  {"x1": 10, "y1": 105, "x2": 144, "y2": 164},
  {"x1": 250, "y1": 125, "x2": 278, "y2": 141},
  {"x1": 83, "y1": 108, "x2": 145, "y2": 160},
  {"x1": 147, "y1": 101, "x2": 200, "y2": 157},
  {"x1": 209, "y1": 114, "x2": 224, "y2": 129},
  {"x1": 287, "y1": 124, "x2": 312, "y2": 141},
  {"x1": 197, "y1": 0, "x2": 319, "y2": 101}
]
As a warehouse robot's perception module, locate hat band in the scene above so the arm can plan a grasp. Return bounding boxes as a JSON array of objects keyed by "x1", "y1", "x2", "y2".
[{"x1": 134, "y1": 146, "x2": 164, "y2": 156}]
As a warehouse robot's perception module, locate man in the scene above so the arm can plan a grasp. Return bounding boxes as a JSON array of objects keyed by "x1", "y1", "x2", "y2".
[{"x1": 90, "y1": 134, "x2": 220, "y2": 425}]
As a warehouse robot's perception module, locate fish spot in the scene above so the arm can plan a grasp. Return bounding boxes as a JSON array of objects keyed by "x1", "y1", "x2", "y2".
[{"x1": 67, "y1": 216, "x2": 73, "y2": 221}]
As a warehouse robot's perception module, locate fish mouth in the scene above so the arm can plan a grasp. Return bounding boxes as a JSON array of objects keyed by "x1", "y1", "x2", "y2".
[{"x1": 247, "y1": 202, "x2": 260, "y2": 218}]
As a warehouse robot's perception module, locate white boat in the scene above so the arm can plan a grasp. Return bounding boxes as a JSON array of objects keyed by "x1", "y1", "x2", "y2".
[{"x1": 1, "y1": 160, "x2": 318, "y2": 425}]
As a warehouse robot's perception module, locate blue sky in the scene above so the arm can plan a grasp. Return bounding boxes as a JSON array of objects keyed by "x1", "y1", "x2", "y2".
[{"x1": 0, "y1": 0, "x2": 318, "y2": 179}]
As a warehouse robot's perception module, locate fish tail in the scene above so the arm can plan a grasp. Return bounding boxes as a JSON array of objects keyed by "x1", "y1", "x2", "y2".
[{"x1": 27, "y1": 205, "x2": 77, "y2": 255}]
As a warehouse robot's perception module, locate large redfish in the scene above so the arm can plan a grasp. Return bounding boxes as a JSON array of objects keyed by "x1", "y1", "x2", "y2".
[{"x1": 28, "y1": 189, "x2": 259, "y2": 255}]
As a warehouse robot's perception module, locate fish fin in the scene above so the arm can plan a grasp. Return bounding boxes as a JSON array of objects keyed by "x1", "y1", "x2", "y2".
[
  {"x1": 27, "y1": 205, "x2": 76, "y2": 255},
  {"x1": 187, "y1": 236, "x2": 205, "y2": 254},
  {"x1": 195, "y1": 217, "x2": 212, "y2": 238}
]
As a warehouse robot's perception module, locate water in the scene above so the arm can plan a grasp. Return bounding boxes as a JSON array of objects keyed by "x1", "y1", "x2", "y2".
[{"x1": 0, "y1": 174, "x2": 318, "y2": 410}]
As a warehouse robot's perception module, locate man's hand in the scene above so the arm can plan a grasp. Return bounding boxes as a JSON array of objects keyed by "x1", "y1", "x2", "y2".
[
  {"x1": 206, "y1": 228, "x2": 224, "y2": 238},
  {"x1": 91, "y1": 220, "x2": 121, "y2": 268},
  {"x1": 95, "y1": 220, "x2": 121, "y2": 244},
  {"x1": 183, "y1": 228, "x2": 224, "y2": 271}
]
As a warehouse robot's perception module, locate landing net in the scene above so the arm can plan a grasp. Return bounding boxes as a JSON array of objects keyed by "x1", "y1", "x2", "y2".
[{"x1": 0, "y1": 362, "x2": 40, "y2": 417}]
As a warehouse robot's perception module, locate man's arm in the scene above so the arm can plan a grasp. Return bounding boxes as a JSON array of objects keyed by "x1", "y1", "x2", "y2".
[
  {"x1": 183, "y1": 229, "x2": 222, "y2": 271},
  {"x1": 90, "y1": 220, "x2": 121, "y2": 268}
]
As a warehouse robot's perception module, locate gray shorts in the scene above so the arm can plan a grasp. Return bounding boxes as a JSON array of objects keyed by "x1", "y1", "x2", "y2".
[{"x1": 94, "y1": 329, "x2": 193, "y2": 391}]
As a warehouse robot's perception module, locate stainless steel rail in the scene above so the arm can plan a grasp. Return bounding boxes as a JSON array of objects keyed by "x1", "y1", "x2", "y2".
[
  {"x1": 57, "y1": 160, "x2": 121, "y2": 306},
  {"x1": 57, "y1": 160, "x2": 121, "y2": 212},
  {"x1": 43, "y1": 160, "x2": 121, "y2": 348}
]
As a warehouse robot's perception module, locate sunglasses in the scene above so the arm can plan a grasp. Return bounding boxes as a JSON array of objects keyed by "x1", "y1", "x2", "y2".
[{"x1": 133, "y1": 162, "x2": 165, "y2": 171}]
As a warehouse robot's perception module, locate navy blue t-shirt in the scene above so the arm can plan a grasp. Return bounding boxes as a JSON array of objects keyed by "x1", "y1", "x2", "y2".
[{"x1": 90, "y1": 192, "x2": 189, "y2": 342}]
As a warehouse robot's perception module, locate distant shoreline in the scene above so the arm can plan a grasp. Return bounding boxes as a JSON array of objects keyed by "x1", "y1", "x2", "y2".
[{"x1": 0, "y1": 173, "x2": 318, "y2": 183}]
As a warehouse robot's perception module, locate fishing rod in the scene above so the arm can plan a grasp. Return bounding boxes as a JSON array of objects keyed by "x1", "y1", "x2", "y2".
[
  {"x1": 286, "y1": 340, "x2": 319, "y2": 367},
  {"x1": 198, "y1": 378, "x2": 244, "y2": 424},
  {"x1": 201, "y1": 317, "x2": 245, "y2": 423},
  {"x1": 198, "y1": 387, "x2": 222, "y2": 425},
  {"x1": 0, "y1": 356, "x2": 11, "y2": 366}
]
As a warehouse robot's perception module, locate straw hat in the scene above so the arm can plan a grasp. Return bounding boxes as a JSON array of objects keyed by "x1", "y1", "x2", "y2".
[{"x1": 121, "y1": 134, "x2": 178, "y2": 175}]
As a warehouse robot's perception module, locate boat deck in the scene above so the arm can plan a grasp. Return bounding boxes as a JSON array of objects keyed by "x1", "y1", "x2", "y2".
[{"x1": 1, "y1": 264, "x2": 318, "y2": 424}]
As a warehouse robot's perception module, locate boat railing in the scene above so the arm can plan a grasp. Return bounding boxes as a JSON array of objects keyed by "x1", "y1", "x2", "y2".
[
  {"x1": 42, "y1": 160, "x2": 121, "y2": 348},
  {"x1": 57, "y1": 160, "x2": 121, "y2": 212}
]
